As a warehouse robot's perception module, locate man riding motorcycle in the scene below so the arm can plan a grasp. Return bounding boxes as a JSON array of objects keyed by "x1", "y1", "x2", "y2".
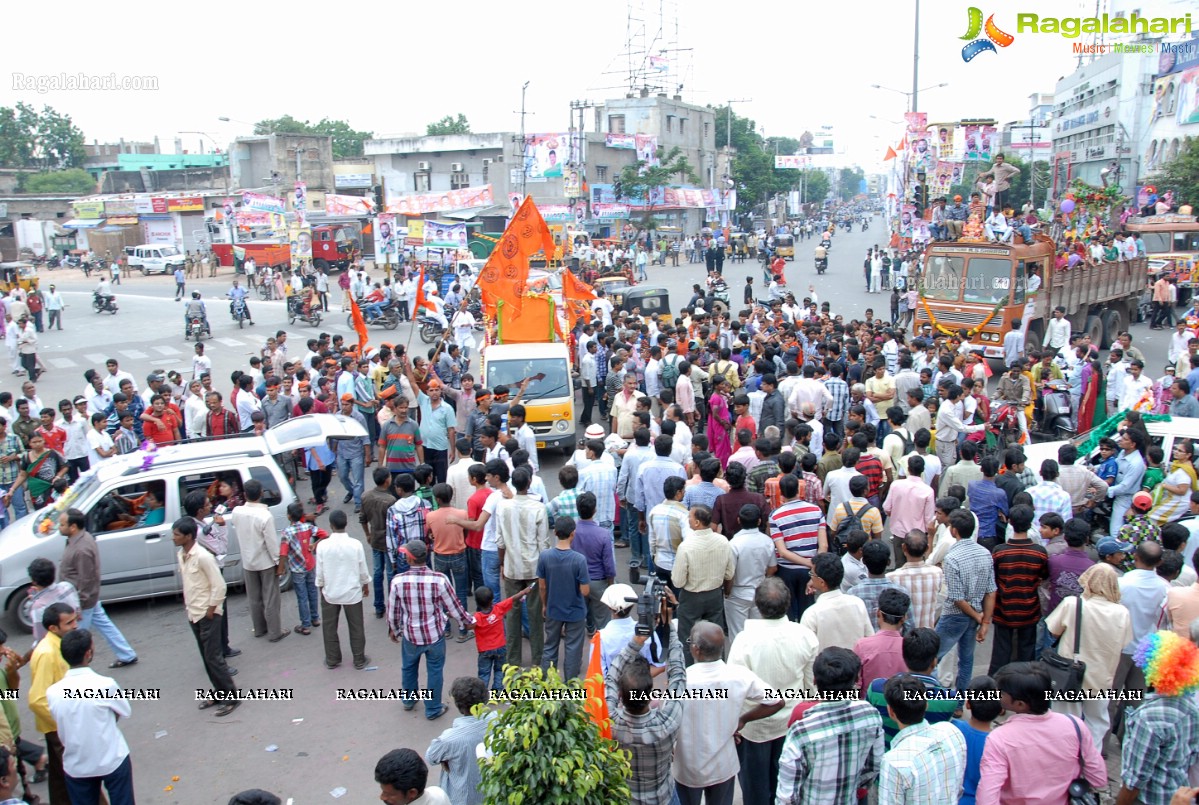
[
  {"x1": 184, "y1": 291, "x2": 210, "y2": 335},
  {"x1": 995, "y1": 359, "x2": 1032, "y2": 441},
  {"x1": 361, "y1": 283, "x2": 387, "y2": 320},
  {"x1": 814, "y1": 243, "x2": 828, "y2": 270},
  {"x1": 95, "y1": 276, "x2": 114, "y2": 304},
  {"x1": 226, "y1": 278, "x2": 255, "y2": 325}
]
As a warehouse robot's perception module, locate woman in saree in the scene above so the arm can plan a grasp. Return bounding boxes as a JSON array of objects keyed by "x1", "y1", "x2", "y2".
[
  {"x1": 706, "y1": 375, "x2": 734, "y2": 469},
  {"x1": 1076, "y1": 357, "x2": 1105, "y2": 434},
  {"x1": 6, "y1": 431, "x2": 68, "y2": 509},
  {"x1": 1149, "y1": 438, "x2": 1198, "y2": 524}
]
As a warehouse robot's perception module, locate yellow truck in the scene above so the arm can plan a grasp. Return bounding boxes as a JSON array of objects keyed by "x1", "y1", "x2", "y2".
[{"x1": 481, "y1": 341, "x2": 576, "y2": 454}]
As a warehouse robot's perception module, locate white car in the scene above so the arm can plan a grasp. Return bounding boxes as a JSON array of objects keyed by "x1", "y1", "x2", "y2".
[
  {"x1": 128, "y1": 244, "x2": 185, "y2": 275},
  {"x1": 1020, "y1": 414, "x2": 1199, "y2": 476}
]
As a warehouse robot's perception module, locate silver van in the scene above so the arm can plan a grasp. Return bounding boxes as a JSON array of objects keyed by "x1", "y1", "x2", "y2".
[
  {"x1": 128, "y1": 244, "x2": 185, "y2": 275},
  {"x1": 0, "y1": 414, "x2": 367, "y2": 631}
]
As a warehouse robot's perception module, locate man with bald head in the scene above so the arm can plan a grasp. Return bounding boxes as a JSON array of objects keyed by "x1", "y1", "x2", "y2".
[{"x1": 672, "y1": 620, "x2": 783, "y2": 805}]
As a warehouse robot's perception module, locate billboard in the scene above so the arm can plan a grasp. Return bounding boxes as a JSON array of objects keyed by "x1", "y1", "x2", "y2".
[
  {"x1": 424, "y1": 221, "x2": 468, "y2": 250},
  {"x1": 242, "y1": 192, "x2": 286, "y2": 214},
  {"x1": 73, "y1": 201, "x2": 104, "y2": 219},
  {"x1": 774, "y1": 155, "x2": 812, "y2": 170},
  {"x1": 523, "y1": 133, "x2": 568, "y2": 181},
  {"x1": 374, "y1": 213, "x2": 399, "y2": 259},
  {"x1": 385, "y1": 185, "x2": 494, "y2": 215}
]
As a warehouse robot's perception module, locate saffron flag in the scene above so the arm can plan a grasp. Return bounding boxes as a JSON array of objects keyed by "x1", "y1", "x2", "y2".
[
  {"x1": 583, "y1": 632, "x2": 611, "y2": 739},
  {"x1": 897, "y1": 135, "x2": 907, "y2": 151},
  {"x1": 477, "y1": 196, "x2": 556, "y2": 319},
  {"x1": 883, "y1": 146, "x2": 898, "y2": 161},
  {"x1": 349, "y1": 294, "x2": 369, "y2": 355},
  {"x1": 561, "y1": 269, "x2": 596, "y2": 326},
  {"x1": 413, "y1": 266, "x2": 437, "y2": 315}
]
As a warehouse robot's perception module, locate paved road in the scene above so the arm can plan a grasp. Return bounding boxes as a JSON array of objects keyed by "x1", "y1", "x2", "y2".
[{"x1": 4, "y1": 233, "x2": 1150, "y2": 802}]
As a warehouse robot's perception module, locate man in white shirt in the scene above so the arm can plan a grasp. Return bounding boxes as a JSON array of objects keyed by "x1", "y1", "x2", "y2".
[
  {"x1": 374, "y1": 748, "x2": 452, "y2": 805},
  {"x1": 800, "y1": 553, "x2": 875, "y2": 652},
  {"x1": 46, "y1": 628, "x2": 134, "y2": 802},
  {"x1": 1119, "y1": 360, "x2": 1154, "y2": 411},
  {"x1": 592, "y1": 290, "x2": 614, "y2": 327},
  {"x1": 315, "y1": 509, "x2": 372, "y2": 670},
  {"x1": 724, "y1": 504, "x2": 779, "y2": 643},
  {"x1": 100, "y1": 359, "x2": 135, "y2": 397},
  {"x1": 85, "y1": 413, "x2": 115, "y2": 467},
  {"x1": 672, "y1": 622, "x2": 783, "y2": 805},
  {"x1": 824, "y1": 449, "x2": 865, "y2": 518},
  {"x1": 230, "y1": 480, "x2": 289, "y2": 642},
  {"x1": 1045, "y1": 305, "x2": 1071, "y2": 356}
]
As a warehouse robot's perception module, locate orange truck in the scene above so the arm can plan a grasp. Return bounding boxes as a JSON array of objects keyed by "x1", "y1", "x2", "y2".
[
  {"x1": 914, "y1": 235, "x2": 1147, "y2": 358},
  {"x1": 211, "y1": 224, "x2": 359, "y2": 271}
]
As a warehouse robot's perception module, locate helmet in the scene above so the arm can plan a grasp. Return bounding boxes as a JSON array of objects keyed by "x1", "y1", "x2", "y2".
[{"x1": 191, "y1": 291, "x2": 201, "y2": 299}]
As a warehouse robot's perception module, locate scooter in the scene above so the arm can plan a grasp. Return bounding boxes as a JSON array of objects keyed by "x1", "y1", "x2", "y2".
[
  {"x1": 417, "y1": 315, "x2": 445, "y2": 344},
  {"x1": 92, "y1": 292, "x2": 118, "y2": 314},
  {"x1": 815, "y1": 256, "x2": 828, "y2": 275},
  {"x1": 988, "y1": 401, "x2": 1025, "y2": 453},
  {"x1": 287, "y1": 296, "x2": 323, "y2": 327},
  {"x1": 1032, "y1": 379, "x2": 1075, "y2": 442}
]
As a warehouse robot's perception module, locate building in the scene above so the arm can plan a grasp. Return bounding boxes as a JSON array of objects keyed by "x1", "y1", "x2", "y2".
[
  {"x1": 229, "y1": 133, "x2": 334, "y2": 214},
  {"x1": 1142, "y1": 33, "x2": 1199, "y2": 180}
]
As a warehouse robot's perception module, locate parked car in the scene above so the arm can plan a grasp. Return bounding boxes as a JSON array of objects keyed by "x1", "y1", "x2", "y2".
[
  {"x1": 1020, "y1": 414, "x2": 1199, "y2": 482},
  {"x1": 127, "y1": 244, "x2": 186, "y2": 275},
  {"x1": 0, "y1": 414, "x2": 367, "y2": 632}
]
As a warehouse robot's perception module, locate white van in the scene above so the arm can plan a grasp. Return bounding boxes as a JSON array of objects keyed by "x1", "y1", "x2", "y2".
[{"x1": 128, "y1": 244, "x2": 186, "y2": 275}]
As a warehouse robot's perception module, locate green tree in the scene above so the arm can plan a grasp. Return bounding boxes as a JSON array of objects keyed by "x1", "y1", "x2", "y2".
[
  {"x1": 948, "y1": 155, "x2": 1052, "y2": 209},
  {"x1": 616, "y1": 145, "x2": 700, "y2": 232},
  {"x1": 478, "y1": 665, "x2": 630, "y2": 805},
  {"x1": 0, "y1": 104, "x2": 85, "y2": 169},
  {"x1": 838, "y1": 167, "x2": 866, "y2": 201},
  {"x1": 712, "y1": 106, "x2": 805, "y2": 215},
  {"x1": 21, "y1": 169, "x2": 96, "y2": 194},
  {"x1": 426, "y1": 114, "x2": 472, "y2": 136},
  {"x1": 800, "y1": 170, "x2": 829, "y2": 203},
  {"x1": 1155, "y1": 138, "x2": 1199, "y2": 209},
  {"x1": 252, "y1": 115, "x2": 374, "y2": 160}
]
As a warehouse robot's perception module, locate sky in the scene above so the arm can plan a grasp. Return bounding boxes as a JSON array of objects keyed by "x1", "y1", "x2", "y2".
[{"x1": 2, "y1": 0, "x2": 1192, "y2": 175}]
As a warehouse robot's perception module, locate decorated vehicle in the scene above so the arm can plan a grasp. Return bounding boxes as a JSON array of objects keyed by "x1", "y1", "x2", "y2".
[
  {"x1": 1124, "y1": 213, "x2": 1199, "y2": 303},
  {"x1": 915, "y1": 236, "x2": 1146, "y2": 358}
]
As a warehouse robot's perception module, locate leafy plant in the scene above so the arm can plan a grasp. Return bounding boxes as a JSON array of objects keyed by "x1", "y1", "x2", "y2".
[
  {"x1": 0, "y1": 103, "x2": 85, "y2": 169},
  {"x1": 426, "y1": 114, "x2": 472, "y2": 136},
  {"x1": 477, "y1": 664, "x2": 630, "y2": 805},
  {"x1": 1156, "y1": 137, "x2": 1199, "y2": 209},
  {"x1": 616, "y1": 145, "x2": 700, "y2": 234},
  {"x1": 21, "y1": 168, "x2": 96, "y2": 194}
]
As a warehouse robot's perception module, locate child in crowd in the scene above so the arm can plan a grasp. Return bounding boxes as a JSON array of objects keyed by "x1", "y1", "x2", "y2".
[
  {"x1": 472, "y1": 584, "x2": 534, "y2": 692},
  {"x1": 952, "y1": 676, "x2": 1002, "y2": 805},
  {"x1": 280, "y1": 501, "x2": 327, "y2": 635}
]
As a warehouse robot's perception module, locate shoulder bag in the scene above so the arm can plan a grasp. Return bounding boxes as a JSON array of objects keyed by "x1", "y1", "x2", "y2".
[
  {"x1": 1040, "y1": 596, "x2": 1086, "y2": 693},
  {"x1": 1065, "y1": 715, "x2": 1099, "y2": 805}
]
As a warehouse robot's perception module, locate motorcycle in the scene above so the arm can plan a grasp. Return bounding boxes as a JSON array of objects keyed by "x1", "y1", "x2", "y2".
[
  {"x1": 229, "y1": 296, "x2": 250, "y2": 329},
  {"x1": 92, "y1": 292, "x2": 118, "y2": 315},
  {"x1": 861, "y1": 220, "x2": 869, "y2": 232},
  {"x1": 185, "y1": 315, "x2": 208, "y2": 341},
  {"x1": 815, "y1": 256, "x2": 828, "y2": 275},
  {"x1": 347, "y1": 301, "x2": 397, "y2": 330},
  {"x1": 287, "y1": 296, "x2": 324, "y2": 327},
  {"x1": 417, "y1": 315, "x2": 445, "y2": 344},
  {"x1": 987, "y1": 401, "x2": 1025, "y2": 453},
  {"x1": 1032, "y1": 379, "x2": 1075, "y2": 442}
]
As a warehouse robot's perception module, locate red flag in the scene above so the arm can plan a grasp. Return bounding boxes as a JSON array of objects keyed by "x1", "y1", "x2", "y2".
[
  {"x1": 583, "y1": 632, "x2": 611, "y2": 739},
  {"x1": 349, "y1": 294, "x2": 369, "y2": 354},
  {"x1": 883, "y1": 146, "x2": 898, "y2": 161},
  {"x1": 477, "y1": 196, "x2": 556, "y2": 319},
  {"x1": 413, "y1": 266, "x2": 436, "y2": 315}
]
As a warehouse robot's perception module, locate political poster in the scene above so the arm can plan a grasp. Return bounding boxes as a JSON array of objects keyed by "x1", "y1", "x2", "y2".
[
  {"x1": 294, "y1": 181, "x2": 307, "y2": 225},
  {"x1": 563, "y1": 165, "x2": 582, "y2": 199},
  {"x1": 523, "y1": 133, "x2": 568, "y2": 180},
  {"x1": 636, "y1": 135, "x2": 659, "y2": 174},
  {"x1": 930, "y1": 124, "x2": 956, "y2": 159},
  {"x1": 964, "y1": 126, "x2": 982, "y2": 160},
  {"x1": 374, "y1": 213, "x2": 399, "y2": 258},
  {"x1": 289, "y1": 223, "x2": 312, "y2": 269},
  {"x1": 326, "y1": 194, "x2": 375, "y2": 216},
  {"x1": 538, "y1": 205, "x2": 574, "y2": 222},
  {"x1": 425, "y1": 222, "x2": 468, "y2": 251},
  {"x1": 981, "y1": 126, "x2": 999, "y2": 161},
  {"x1": 930, "y1": 161, "x2": 958, "y2": 197},
  {"x1": 385, "y1": 185, "x2": 494, "y2": 216},
  {"x1": 592, "y1": 203, "x2": 630, "y2": 219},
  {"x1": 405, "y1": 219, "x2": 425, "y2": 246},
  {"x1": 604, "y1": 133, "x2": 636, "y2": 149},
  {"x1": 243, "y1": 192, "x2": 286, "y2": 213}
]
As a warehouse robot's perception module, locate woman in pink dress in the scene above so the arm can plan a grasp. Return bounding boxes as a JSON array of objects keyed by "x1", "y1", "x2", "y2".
[{"x1": 706, "y1": 375, "x2": 734, "y2": 469}]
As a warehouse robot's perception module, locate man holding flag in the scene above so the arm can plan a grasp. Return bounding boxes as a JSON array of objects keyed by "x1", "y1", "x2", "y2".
[{"x1": 414, "y1": 267, "x2": 448, "y2": 332}]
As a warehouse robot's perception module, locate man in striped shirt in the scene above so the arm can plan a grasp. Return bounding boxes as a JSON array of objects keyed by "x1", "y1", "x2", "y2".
[
  {"x1": 886, "y1": 532, "x2": 943, "y2": 629},
  {"x1": 987, "y1": 504, "x2": 1048, "y2": 675},
  {"x1": 770, "y1": 474, "x2": 827, "y2": 622}
]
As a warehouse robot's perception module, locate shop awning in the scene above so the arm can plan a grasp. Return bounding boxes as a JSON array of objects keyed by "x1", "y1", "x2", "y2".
[
  {"x1": 63, "y1": 219, "x2": 105, "y2": 229},
  {"x1": 104, "y1": 217, "x2": 139, "y2": 226}
]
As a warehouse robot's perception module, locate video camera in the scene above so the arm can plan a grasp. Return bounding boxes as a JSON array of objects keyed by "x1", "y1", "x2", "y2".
[{"x1": 626, "y1": 577, "x2": 670, "y2": 663}]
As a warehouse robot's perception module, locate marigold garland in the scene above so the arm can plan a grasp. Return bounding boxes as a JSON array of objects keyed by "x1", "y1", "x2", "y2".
[{"x1": 919, "y1": 293, "x2": 1005, "y2": 337}]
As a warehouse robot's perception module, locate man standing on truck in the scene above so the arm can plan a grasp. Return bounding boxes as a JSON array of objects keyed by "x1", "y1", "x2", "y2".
[{"x1": 978, "y1": 153, "x2": 1020, "y2": 213}]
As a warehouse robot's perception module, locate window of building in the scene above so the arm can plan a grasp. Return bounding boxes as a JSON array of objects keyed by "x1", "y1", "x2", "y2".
[
  {"x1": 1166, "y1": 82, "x2": 1177, "y2": 114},
  {"x1": 415, "y1": 172, "x2": 430, "y2": 192},
  {"x1": 451, "y1": 172, "x2": 469, "y2": 190},
  {"x1": 609, "y1": 115, "x2": 626, "y2": 134},
  {"x1": 666, "y1": 115, "x2": 675, "y2": 133},
  {"x1": 704, "y1": 121, "x2": 710, "y2": 139},
  {"x1": 595, "y1": 165, "x2": 608, "y2": 180},
  {"x1": 679, "y1": 118, "x2": 686, "y2": 136}
]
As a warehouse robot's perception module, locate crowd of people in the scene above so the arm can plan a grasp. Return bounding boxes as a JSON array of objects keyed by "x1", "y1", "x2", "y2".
[{"x1": 5, "y1": 227, "x2": 1199, "y2": 803}]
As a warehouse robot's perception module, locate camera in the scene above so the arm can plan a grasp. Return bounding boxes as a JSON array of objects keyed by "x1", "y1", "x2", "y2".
[{"x1": 625, "y1": 576, "x2": 667, "y2": 638}]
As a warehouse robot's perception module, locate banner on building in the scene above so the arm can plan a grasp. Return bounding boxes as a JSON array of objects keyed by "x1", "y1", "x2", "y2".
[
  {"x1": 243, "y1": 192, "x2": 286, "y2": 214},
  {"x1": 424, "y1": 221, "x2": 468, "y2": 250},
  {"x1": 1172, "y1": 67, "x2": 1199, "y2": 124},
  {"x1": 774, "y1": 155, "x2": 812, "y2": 170},
  {"x1": 104, "y1": 199, "x2": 139, "y2": 217},
  {"x1": 73, "y1": 201, "x2": 105, "y2": 219},
  {"x1": 523, "y1": 133, "x2": 568, "y2": 180},
  {"x1": 166, "y1": 196, "x2": 204, "y2": 212},
  {"x1": 635, "y1": 135, "x2": 659, "y2": 174},
  {"x1": 563, "y1": 165, "x2": 582, "y2": 199},
  {"x1": 538, "y1": 206, "x2": 574, "y2": 222},
  {"x1": 374, "y1": 213, "x2": 399, "y2": 258},
  {"x1": 325, "y1": 194, "x2": 375, "y2": 216},
  {"x1": 604, "y1": 133, "x2": 636, "y2": 149},
  {"x1": 294, "y1": 181, "x2": 308, "y2": 225},
  {"x1": 592, "y1": 203, "x2": 630, "y2": 219},
  {"x1": 234, "y1": 211, "x2": 286, "y2": 229},
  {"x1": 385, "y1": 185, "x2": 494, "y2": 215}
]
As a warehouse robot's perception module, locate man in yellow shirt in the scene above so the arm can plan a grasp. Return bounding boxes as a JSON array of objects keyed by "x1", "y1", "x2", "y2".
[{"x1": 28, "y1": 601, "x2": 76, "y2": 805}]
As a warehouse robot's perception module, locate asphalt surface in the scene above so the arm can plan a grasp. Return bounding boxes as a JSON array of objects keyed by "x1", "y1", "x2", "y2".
[{"x1": 4, "y1": 225, "x2": 1149, "y2": 802}]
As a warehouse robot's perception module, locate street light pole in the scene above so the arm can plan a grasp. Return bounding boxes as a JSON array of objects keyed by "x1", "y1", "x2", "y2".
[{"x1": 912, "y1": 0, "x2": 920, "y2": 113}]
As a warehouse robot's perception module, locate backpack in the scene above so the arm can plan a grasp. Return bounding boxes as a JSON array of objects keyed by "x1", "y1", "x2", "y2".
[
  {"x1": 713, "y1": 360, "x2": 740, "y2": 389},
  {"x1": 834, "y1": 501, "x2": 875, "y2": 555},
  {"x1": 660, "y1": 353, "x2": 681, "y2": 391},
  {"x1": 892, "y1": 427, "x2": 914, "y2": 457}
]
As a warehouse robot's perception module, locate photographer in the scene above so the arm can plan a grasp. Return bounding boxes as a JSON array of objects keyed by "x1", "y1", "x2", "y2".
[
  {"x1": 605, "y1": 589, "x2": 685, "y2": 805},
  {"x1": 596, "y1": 582, "x2": 665, "y2": 678}
]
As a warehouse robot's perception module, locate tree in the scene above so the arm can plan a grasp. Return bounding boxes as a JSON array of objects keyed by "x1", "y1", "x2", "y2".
[
  {"x1": 800, "y1": 170, "x2": 829, "y2": 204},
  {"x1": 838, "y1": 167, "x2": 866, "y2": 201},
  {"x1": 616, "y1": 145, "x2": 700, "y2": 232},
  {"x1": 1156, "y1": 137, "x2": 1199, "y2": 209},
  {"x1": 426, "y1": 114, "x2": 471, "y2": 136},
  {"x1": 712, "y1": 106, "x2": 805, "y2": 215},
  {"x1": 21, "y1": 169, "x2": 96, "y2": 194},
  {"x1": 478, "y1": 665, "x2": 630, "y2": 805},
  {"x1": 948, "y1": 155, "x2": 1052, "y2": 210},
  {"x1": 253, "y1": 115, "x2": 374, "y2": 160},
  {"x1": 0, "y1": 104, "x2": 85, "y2": 169}
]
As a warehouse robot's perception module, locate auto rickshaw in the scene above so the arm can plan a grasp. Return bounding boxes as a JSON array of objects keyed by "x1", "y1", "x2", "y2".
[
  {"x1": 775, "y1": 233, "x2": 795, "y2": 261},
  {"x1": 0, "y1": 262, "x2": 40, "y2": 294},
  {"x1": 621, "y1": 285, "x2": 671, "y2": 325},
  {"x1": 728, "y1": 233, "x2": 748, "y2": 262}
]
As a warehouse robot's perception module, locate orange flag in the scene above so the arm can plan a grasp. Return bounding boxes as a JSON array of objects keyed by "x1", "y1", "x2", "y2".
[
  {"x1": 883, "y1": 146, "x2": 898, "y2": 161},
  {"x1": 477, "y1": 196, "x2": 556, "y2": 319},
  {"x1": 349, "y1": 294, "x2": 368, "y2": 354},
  {"x1": 413, "y1": 266, "x2": 437, "y2": 315},
  {"x1": 897, "y1": 135, "x2": 907, "y2": 151},
  {"x1": 562, "y1": 269, "x2": 596, "y2": 302},
  {"x1": 583, "y1": 632, "x2": 611, "y2": 739}
]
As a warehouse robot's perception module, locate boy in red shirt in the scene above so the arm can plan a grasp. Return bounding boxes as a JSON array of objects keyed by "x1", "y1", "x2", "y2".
[
  {"x1": 474, "y1": 583, "x2": 533, "y2": 692},
  {"x1": 141, "y1": 394, "x2": 181, "y2": 446},
  {"x1": 464, "y1": 465, "x2": 490, "y2": 594},
  {"x1": 279, "y1": 501, "x2": 328, "y2": 634}
]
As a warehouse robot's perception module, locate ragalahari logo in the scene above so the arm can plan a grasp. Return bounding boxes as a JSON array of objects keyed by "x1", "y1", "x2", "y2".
[{"x1": 960, "y1": 8, "x2": 1015, "y2": 62}]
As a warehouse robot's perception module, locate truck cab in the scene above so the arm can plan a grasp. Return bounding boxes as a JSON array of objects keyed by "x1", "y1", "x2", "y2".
[{"x1": 481, "y1": 342, "x2": 575, "y2": 453}]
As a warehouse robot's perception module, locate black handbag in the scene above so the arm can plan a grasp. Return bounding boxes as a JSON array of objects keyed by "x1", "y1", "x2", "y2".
[
  {"x1": 1041, "y1": 596, "x2": 1086, "y2": 693},
  {"x1": 1065, "y1": 715, "x2": 1099, "y2": 805}
]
